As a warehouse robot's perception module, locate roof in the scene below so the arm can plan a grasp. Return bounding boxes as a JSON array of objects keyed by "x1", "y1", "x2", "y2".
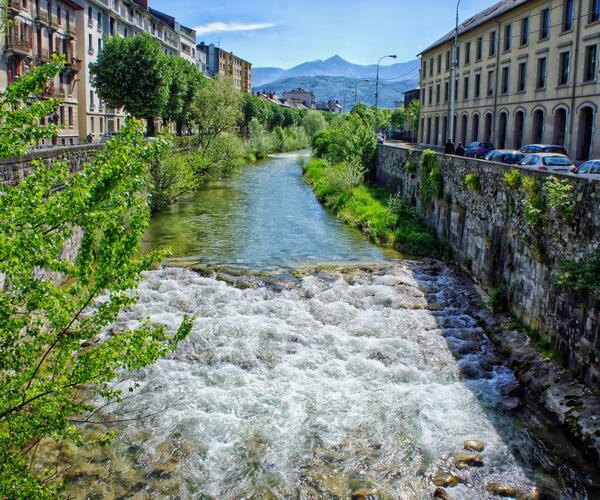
[
  {"x1": 419, "y1": 0, "x2": 529, "y2": 55},
  {"x1": 148, "y1": 7, "x2": 176, "y2": 30}
]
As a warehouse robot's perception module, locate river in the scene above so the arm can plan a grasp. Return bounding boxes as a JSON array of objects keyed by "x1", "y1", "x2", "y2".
[{"x1": 65, "y1": 152, "x2": 599, "y2": 499}]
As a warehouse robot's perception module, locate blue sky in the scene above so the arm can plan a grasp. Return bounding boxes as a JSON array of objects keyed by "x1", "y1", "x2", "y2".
[{"x1": 151, "y1": 0, "x2": 488, "y2": 68}]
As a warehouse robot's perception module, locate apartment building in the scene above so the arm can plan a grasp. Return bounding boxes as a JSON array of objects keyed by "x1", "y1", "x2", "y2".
[
  {"x1": 1, "y1": 0, "x2": 83, "y2": 146},
  {"x1": 418, "y1": 0, "x2": 600, "y2": 161},
  {"x1": 283, "y1": 88, "x2": 316, "y2": 109},
  {"x1": 197, "y1": 42, "x2": 252, "y2": 93},
  {"x1": 77, "y1": 0, "x2": 197, "y2": 140}
]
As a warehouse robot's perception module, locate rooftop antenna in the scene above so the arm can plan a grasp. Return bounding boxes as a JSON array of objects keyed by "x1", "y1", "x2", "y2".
[{"x1": 217, "y1": 37, "x2": 221, "y2": 49}]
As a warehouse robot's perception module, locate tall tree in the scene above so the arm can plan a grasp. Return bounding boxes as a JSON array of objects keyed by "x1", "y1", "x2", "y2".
[{"x1": 90, "y1": 34, "x2": 171, "y2": 135}]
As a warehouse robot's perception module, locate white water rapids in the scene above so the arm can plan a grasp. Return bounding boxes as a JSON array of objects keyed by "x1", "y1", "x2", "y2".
[{"x1": 65, "y1": 261, "x2": 576, "y2": 499}]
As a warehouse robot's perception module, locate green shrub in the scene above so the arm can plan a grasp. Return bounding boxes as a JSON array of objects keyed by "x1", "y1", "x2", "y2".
[
  {"x1": 504, "y1": 168, "x2": 522, "y2": 191},
  {"x1": 405, "y1": 160, "x2": 416, "y2": 174},
  {"x1": 557, "y1": 250, "x2": 600, "y2": 304},
  {"x1": 464, "y1": 173, "x2": 481, "y2": 193},
  {"x1": 323, "y1": 160, "x2": 366, "y2": 195},
  {"x1": 523, "y1": 176, "x2": 546, "y2": 229},
  {"x1": 149, "y1": 148, "x2": 196, "y2": 211},
  {"x1": 488, "y1": 287, "x2": 508, "y2": 313},
  {"x1": 545, "y1": 176, "x2": 575, "y2": 219},
  {"x1": 420, "y1": 150, "x2": 443, "y2": 207}
]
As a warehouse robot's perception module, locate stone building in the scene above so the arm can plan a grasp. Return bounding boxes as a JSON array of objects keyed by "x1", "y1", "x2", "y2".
[
  {"x1": 197, "y1": 42, "x2": 252, "y2": 93},
  {"x1": 283, "y1": 87, "x2": 316, "y2": 109},
  {"x1": 1, "y1": 0, "x2": 84, "y2": 146},
  {"x1": 77, "y1": 0, "x2": 197, "y2": 140},
  {"x1": 418, "y1": 0, "x2": 600, "y2": 161}
]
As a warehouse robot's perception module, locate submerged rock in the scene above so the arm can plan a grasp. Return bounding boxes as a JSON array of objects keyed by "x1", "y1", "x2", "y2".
[
  {"x1": 351, "y1": 488, "x2": 378, "y2": 500},
  {"x1": 453, "y1": 453, "x2": 484, "y2": 469},
  {"x1": 432, "y1": 471, "x2": 459, "y2": 487},
  {"x1": 463, "y1": 440, "x2": 485, "y2": 452},
  {"x1": 433, "y1": 487, "x2": 449, "y2": 499},
  {"x1": 485, "y1": 482, "x2": 518, "y2": 497}
]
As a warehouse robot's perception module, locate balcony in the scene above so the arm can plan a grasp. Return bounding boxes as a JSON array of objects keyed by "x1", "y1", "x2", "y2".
[
  {"x1": 65, "y1": 57, "x2": 82, "y2": 72},
  {"x1": 8, "y1": 0, "x2": 21, "y2": 13},
  {"x1": 35, "y1": 8, "x2": 49, "y2": 25},
  {"x1": 42, "y1": 84, "x2": 66, "y2": 99},
  {"x1": 49, "y1": 15, "x2": 59, "y2": 30},
  {"x1": 5, "y1": 38, "x2": 33, "y2": 56}
]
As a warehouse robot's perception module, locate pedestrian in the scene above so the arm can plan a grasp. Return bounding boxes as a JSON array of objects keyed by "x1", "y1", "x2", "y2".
[
  {"x1": 455, "y1": 142, "x2": 465, "y2": 156},
  {"x1": 86, "y1": 133, "x2": 93, "y2": 144},
  {"x1": 444, "y1": 138, "x2": 455, "y2": 155}
]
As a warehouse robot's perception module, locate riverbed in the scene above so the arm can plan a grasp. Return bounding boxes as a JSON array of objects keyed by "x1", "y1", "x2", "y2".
[{"x1": 64, "y1": 153, "x2": 599, "y2": 499}]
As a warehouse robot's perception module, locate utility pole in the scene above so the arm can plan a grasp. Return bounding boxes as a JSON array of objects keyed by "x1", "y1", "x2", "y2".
[
  {"x1": 449, "y1": 0, "x2": 461, "y2": 142},
  {"x1": 375, "y1": 54, "x2": 397, "y2": 133}
]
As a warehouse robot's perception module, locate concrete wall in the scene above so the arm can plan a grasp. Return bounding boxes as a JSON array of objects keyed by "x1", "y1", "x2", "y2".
[
  {"x1": 377, "y1": 143, "x2": 600, "y2": 389},
  {"x1": 0, "y1": 143, "x2": 103, "y2": 186}
]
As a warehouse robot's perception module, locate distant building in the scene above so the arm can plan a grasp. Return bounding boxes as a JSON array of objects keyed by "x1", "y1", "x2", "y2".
[
  {"x1": 197, "y1": 42, "x2": 252, "y2": 93},
  {"x1": 403, "y1": 87, "x2": 420, "y2": 109},
  {"x1": 283, "y1": 88, "x2": 315, "y2": 109},
  {"x1": 316, "y1": 100, "x2": 342, "y2": 113}
]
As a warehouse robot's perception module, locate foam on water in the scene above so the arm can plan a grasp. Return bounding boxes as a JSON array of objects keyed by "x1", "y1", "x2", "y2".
[{"x1": 79, "y1": 262, "x2": 579, "y2": 498}]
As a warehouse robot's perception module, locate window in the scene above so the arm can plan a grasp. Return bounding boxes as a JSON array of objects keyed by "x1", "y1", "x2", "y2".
[
  {"x1": 456, "y1": 45, "x2": 460, "y2": 67},
  {"x1": 59, "y1": 105, "x2": 65, "y2": 126},
  {"x1": 521, "y1": 17, "x2": 529, "y2": 45},
  {"x1": 444, "y1": 81, "x2": 449, "y2": 102},
  {"x1": 559, "y1": 52, "x2": 570, "y2": 85},
  {"x1": 517, "y1": 61, "x2": 527, "y2": 91},
  {"x1": 436, "y1": 83, "x2": 440, "y2": 104},
  {"x1": 487, "y1": 69, "x2": 494, "y2": 95},
  {"x1": 465, "y1": 41, "x2": 471, "y2": 64},
  {"x1": 591, "y1": 0, "x2": 600, "y2": 23},
  {"x1": 446, "y1": 50, "x2": 450, "y2": 71},
  {"x1": 88, "y1": 6, "x2": 93, "y2": 25},
  {"x1": 90, "y1": 117, "x2": 95, "y2": 133},
  {"x1": 475, "y1": 73, "x2": 481, "y2": 98},
  {"x1": 504, "y1": 24, "x2": 511, "y2": 51},
  {"x1": 536, "y1": 57, "x2": 547, "y2": 88},
  {"x1": 437, "y1": 54, "x2": 442, "y2": 74},
  {"x1": 540, "y1": 8, "x2": 550, "y2": 39},
  {"x1": 97, "y1": 37, "x2": 102, "y2": 53},
  {"x1": 56, "y1": 6, "x2": 61, "y2": 25},
  {"x1": 455, "y1": 78, "x2": 459, "y2": 101},
  {"x1": 489, "y1": 31, "x2": 496, "y2": 56},
  {"x1": 97, "y1": 11, "x2": 101, "y2": 29},
  {"x1": 89, "y1": 90, "x2": 94, "y2": 110},
  {"x1": 88, "y1": 33, "x2": 93, "y2": 53},
  {"x1": 428, "y1": 85, "x2": 433, "y2": 104},
  {"x1": 584, "y1": 45, "x2": 598, "y2": 81},
  {"x1": 501, "y1": 67, "x2": 509, "y2": 94},
  {"x1": 563, "y1": 0, "x2": 574, "y2": 31},
  {"x1": 476, "y1": 36, "x2": 483, "y2": 60},
  {"x1": 463, "y1": 76, "x2": 469, "y2": 99},
  {"x1": 429, "y1": 58, "x2": 434, "y2": 77},
  {"x1": 68, "y1": 106, "x2": 73, "y2": 128}
]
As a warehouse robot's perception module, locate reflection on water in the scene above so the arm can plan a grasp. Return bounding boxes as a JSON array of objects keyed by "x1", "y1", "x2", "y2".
[{"x1": 143, "y1": 152, "x2": 400, "y2": 267}]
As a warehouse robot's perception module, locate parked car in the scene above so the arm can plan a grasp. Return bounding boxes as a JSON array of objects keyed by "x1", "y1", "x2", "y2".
[
  {"x1": 520, "y1": 144, "x2": 569, "y2": 156},
  {"x1": 484, "y1": 149, "x2": 525, "y2": 165},
  {"x1": 572, "y1": 160, "x2": 600, "y2": 175},
  {"x1": 465, "y1": 142, "x2": 494, "y2": 158},
  {"x1": 519, "y1": 153, "x2": 575, "y2": 172},
  {"x1": 100, "y1": 132, "x2": 119, "y2": 143}
]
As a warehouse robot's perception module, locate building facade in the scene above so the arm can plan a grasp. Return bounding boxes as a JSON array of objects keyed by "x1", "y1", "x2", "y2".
[
  {"x1": 418, "y1": 0, "x2": 600, "y2": 161},
  {"x1": 77, "y1": 0, "x2": 197, "y2": 140},
  {"x1": 197, "y1": 42, "x2": 252, "y2": 93},
  {"x1": 283, "y1": 87, "x2": 315, "y2": 108},
  {"x1": 1, "y1": 0, "x2": 83, "y2": 146}
]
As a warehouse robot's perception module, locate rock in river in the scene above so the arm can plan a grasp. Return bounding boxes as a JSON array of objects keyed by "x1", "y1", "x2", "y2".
[
  {"x1": 432, "y1": 471, "x2": 459, "y2": 487},
  {"x1": 485, "y1": 482, "x2": 518, "y2": 497},
  {"x1": 463, "y1": 440, "x2": 485, "y2": 452},
  {"x1": 453, "y1": 453, "x2": 484, "y2": 469}
]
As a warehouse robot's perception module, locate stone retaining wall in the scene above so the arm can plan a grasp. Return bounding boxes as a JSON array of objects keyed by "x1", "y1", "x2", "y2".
[
  {"x1": 377, "y1": 144, "x2": 600, "y2": 390},
  {"x1": 0, "y1": 144, "x2": 103, "y2": 186}
]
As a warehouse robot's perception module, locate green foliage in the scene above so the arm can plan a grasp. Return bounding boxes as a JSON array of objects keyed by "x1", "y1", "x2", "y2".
[
  {"x1": 522, "y1": 176, "x2": 546, "y2": 229},
  {"x1": 0, "y1": 64, "x2": 192, "y2": 495},
  {"x1": 420, "y1": 150, "x2": 443, "y2": 207},
  {"x1": 0, "y1": 56, "x2": 65, "y2": 157},
  {"x1": 376, "y1": 108, "x2": 392, "y2": 130},
  {"x1": 149, "y1": 143, "x2": 196, "y2": 212},
  {"x1": 557, "y1": 250, "x2": 600, "y2": 304},
  {"x1": 464, "y1": 173, "x2": 481, "y2": 193},
  {"x1": 391, "y1": 107, "x2": 405, "y2": 130},
  {"x1": 544, "y1": 176, "x2": 575, "y2": 219},
  {"x1": 405, "y1": 99, "x2": 420, "y2": 132},
  {"x1": 304, "y1": 159, "x2": 440, "y2": 256},
  {"x1": 488, "y1": 288, "x2": 507, "y2": 313},
  {"x1": 90, "y1": 34, "x2": 171, "y2": 125},
  {"x1": 405, "y1": 160, "x2": 416, "y2": 174},
  {"x1": 503, "y1": 168, "x2": 522, "y2": 191},
  {"x1": 302, "y1": 110, "x2": 327, "y2": 139}
]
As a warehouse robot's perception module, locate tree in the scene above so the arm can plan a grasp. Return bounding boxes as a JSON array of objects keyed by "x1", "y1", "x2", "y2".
[
  {"x1": 405, "y1": 99, "x2": 420, "y2": 141},
  {"x1": 391, "y1": 107, "x2": 405, "y2": 130},
  {"x1": 0, "y1": 59, "x2": 192, "y2": 497},
  {"x1": 90, "y1": 34, "x2": 171, "y2": 135},
  {"x1": 302, "y1": 110, "x2": 327, "y2": 139},
  {"x1": 189, "y1": 77, "x2": 243, "y2": 150}
]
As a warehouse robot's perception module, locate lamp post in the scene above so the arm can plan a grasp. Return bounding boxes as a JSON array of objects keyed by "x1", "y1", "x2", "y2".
[
  {"x1": 449, "y1": 0, "x2": 461, "y2": 143},
  {"x1": 354, "y1": 79, "x2": 369, "y2": 106},
  {"x1": 375, "y1": 54, "x2": 397, "y2": 133}
]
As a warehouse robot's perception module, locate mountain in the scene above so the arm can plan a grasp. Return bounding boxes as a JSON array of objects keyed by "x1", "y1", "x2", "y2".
[
  {"x1": 253, "y1": 75, "x2": 417, "y2": 110},
  {"x1": 252, "y1": 55, "x2": 420, "y2": 87}
]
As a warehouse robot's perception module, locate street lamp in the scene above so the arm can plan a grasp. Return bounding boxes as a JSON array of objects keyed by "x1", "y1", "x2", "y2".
[
  {"x1": 449, "y1": 0, "x2": 461, "y2": 143},
  {"x1": 354, "y1": 79, "x2": 369, "y2": 106},
  {"x1": 375, "y1": 54, "x2": 397, "y2": 133}
]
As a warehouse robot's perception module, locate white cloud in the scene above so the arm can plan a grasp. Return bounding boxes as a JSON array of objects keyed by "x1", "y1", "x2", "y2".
[{"x1": 194, "y1": 21, "x2": 277, "y2": 36}]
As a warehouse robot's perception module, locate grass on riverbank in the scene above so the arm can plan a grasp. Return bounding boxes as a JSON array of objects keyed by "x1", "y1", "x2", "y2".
[{"x1": 304, "y1": 158, "x2": 445, "y2": 257}]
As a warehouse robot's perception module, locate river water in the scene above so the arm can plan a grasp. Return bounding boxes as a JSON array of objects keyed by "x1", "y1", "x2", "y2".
[{"x1": 65, "y1": 153, "x2": 599, "y2": 499}]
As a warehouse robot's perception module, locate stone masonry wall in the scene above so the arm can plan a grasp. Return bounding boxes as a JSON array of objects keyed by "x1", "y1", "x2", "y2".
[
  {"x1": 0, "y1": 144, "x2": 103, "y2": 186},
  {"x1": 376, "y1": 144, "x2": 600, "y2": 390}
]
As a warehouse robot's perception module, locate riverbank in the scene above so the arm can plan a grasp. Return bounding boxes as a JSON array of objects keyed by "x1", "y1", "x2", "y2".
[{"x1": 303, "y1": 157, "x2": 447, "y2": 258}]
